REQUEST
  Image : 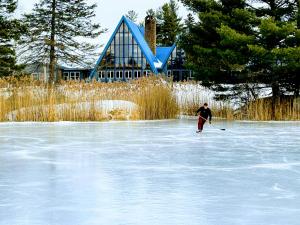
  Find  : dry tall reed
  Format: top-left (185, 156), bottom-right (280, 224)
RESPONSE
top-left (239, 97), bottom-right (300, 121)
top-left (0, 76), bottom-right (299, 121)
top-left (174, 82), bottom-right (235, 119)
top-left (0, 76), bottom-right (179, 121)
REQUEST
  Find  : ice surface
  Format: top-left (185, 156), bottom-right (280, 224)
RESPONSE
top-left (0, 120), bottom-right (300, 225)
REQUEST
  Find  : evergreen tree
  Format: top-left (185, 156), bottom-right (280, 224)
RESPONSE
top-left (179, 0), bottom-right (256, 84)
top-left (180, 0), bottom-right (299, 118)
top-left (139, 9), bottom-right (156, 27)
top-left (247, 0), bottom-right (300, 117)
top-left (298, 0), bottom-right (300, 33)
top-left (19, 0), bottom-right (104, 83)
top-left (126, 10), bottom-right (138, 22)
top-left (0, 0), bottom-right (26, 77)
top-left (156, 0), bottom-right (182, 46)
top-left (146, 9), bottom-right (156, 17)
top-left (296, 0), bottom-right (300, 97)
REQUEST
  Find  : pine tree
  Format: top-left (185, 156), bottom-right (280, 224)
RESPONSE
top-left (179, 0), bottom-right (256, 84)
top-left (296, 0), bottom-right (300, 97)
top-left (247, 0), bottom-right (300, 117)
top-left (0, 0), bottom-right (26, 77)
top-left (146, 9), bottom-right (156, 17)
top-left (180, 0), bottom-right (299, 118)
top-left (126, 10), bottom-right (138, 22)
top-left (156, 0), bottom-right (182, 46)
top-left (19, 0), bottom-right (104, 83)
top-left (140, 9), bottom-right (156, 27)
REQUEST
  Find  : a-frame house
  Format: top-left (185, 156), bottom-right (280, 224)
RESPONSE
top-left (89, 16), bottom-right (191, 81)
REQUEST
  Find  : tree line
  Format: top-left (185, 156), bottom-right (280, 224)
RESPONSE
top-left (0, 0), bottom-right (104, 83)
top-left (179, 0), bottom-right (299, 106)
top-left (1, 0), bottom-right (184, 82)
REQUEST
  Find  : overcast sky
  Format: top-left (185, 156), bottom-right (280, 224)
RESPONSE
top-left (17, 0), bottom-right (189, 50)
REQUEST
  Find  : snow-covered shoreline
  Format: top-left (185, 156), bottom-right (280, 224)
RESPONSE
top-left (0, 118), bottom-right (299, 125)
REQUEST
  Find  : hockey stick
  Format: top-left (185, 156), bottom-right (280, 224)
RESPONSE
top-left (198, 115), bottom-right (226, 131)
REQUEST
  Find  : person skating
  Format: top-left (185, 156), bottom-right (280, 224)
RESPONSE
top-left (196, 103), bottom-right (212, 133)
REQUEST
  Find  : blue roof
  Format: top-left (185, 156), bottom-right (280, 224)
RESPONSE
top-left (138, 26), bottom-right (145, 36)
top-left (90, 16), bottom-right (176, 79)
top-left (156, 45), bottom-right (176, 69)
top-left (125, 17), bottom-right (161, 72)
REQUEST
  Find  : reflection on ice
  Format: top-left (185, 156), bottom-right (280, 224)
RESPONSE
top-left (0, 120), bottom-right (300, 225)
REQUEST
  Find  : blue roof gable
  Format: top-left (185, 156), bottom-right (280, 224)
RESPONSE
top-left (138, 26), bottom-right (145, 36)
top-left (156, 44), bottom-right (176, 69)
top-left (124, 17), bottom-right (161, 72)
top-left (90, 16), bottom-right (166, 79)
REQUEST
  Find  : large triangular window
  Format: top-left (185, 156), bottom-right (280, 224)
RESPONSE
top-left (96, 21), bottom-right (151, 79)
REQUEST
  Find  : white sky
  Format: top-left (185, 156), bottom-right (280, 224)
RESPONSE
top-left (17, 0), bottom-right (189, 51)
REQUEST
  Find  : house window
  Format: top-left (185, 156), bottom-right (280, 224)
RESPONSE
top-left (143, 70), bottom-right (151, 77)
top-left (63, 72), bottom-right (69, 80)
top-left (69, 72), bottom-right (80, 80)
top-left (134, 71), bottom-right (140, 78)
top-left (116, 71), bottom-right (123, 79)
top-left (76, 72), bottom-right (80, 80)
top-left (99, 71), bottom-right (105, 79)
top-left (125, 71), bottom-right (132, 79)
top-left (32, 73), bottom-right (40, 80)
top-left (107, 71), bottom-right (114, 79)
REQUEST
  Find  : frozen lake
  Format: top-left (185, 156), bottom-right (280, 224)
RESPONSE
top-left (0, 120), bottom-right (300, 225)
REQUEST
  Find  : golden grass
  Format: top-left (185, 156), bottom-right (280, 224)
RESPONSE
top-left (136, 85), bottom-right (179, 120)
top-left (0, 76), bottom-right (179, 122)
top-left (0, 76), bottom-right (299, 122)
top-left (238, 97), bottom-right (300, 121)
top-left (176, 82), bottom-right (235, 119)
top-left (181, 94), bottom-right (300, 121)
top-left (180, 97), bottom-right (235, 119)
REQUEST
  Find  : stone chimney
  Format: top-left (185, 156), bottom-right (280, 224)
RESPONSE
top-left (145, 15), bottom-right (156, 55)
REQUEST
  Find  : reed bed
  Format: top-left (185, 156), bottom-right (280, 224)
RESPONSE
top-left (0, 76), bottom-right (178, 122)
top-left (136, 84), bottom-right (179, 120)
top-left (175, 81), bottom-right (300, 120)
top-left (0, 76), bottom-right (299, 121)
top-left (239, 97), bottom-right (300, 121)
top-left (174, 82), bottom-right (235, 119)
top-left (180, 91), bottom-right (300, 121)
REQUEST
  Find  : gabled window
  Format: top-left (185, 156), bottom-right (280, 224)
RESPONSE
top-left (96, 21), bottom-right (149, 73)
